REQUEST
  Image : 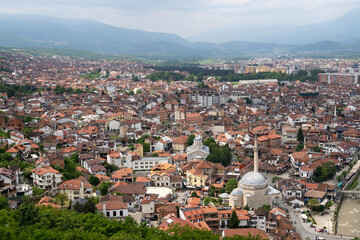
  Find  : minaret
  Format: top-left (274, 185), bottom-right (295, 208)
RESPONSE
top-left (334, 105), bottom-right (337, 117)
top-left (254, 135), bottom-right (259, 172)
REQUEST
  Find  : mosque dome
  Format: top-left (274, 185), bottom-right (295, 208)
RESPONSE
top-left (230, 187), bottom-right (243, 196)
top-left (240, 171), bottom-right (267, 186)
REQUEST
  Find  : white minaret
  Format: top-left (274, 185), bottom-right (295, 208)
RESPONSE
top-left (254, 135), bottom-right (259, 172)
top-left (334, 105), bottom-right (337, 117)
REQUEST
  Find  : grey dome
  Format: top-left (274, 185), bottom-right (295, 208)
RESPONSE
top-left (230, 187), bottom-right (243, 196)
top-left (240, 172), bottom-right (267, 186)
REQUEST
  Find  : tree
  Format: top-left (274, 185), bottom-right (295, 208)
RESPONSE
top-left (190, 192), bottom-right (199, 198)
top-left (297, 127), bottom-right (304, 142)
top-left (313, 162), bottom-right (337, 183)
top-left (296, 142), bottom-right (304, 151)
top-left (307, 198), bottom-right (321, 211)
top-left (203, 137), bottom-right (216, 146)
top-left (261, 204), bottom-right (270, 213)
top-left (209, 185), bottom-right (216, 197)
top-left (187, 134), bottom-right (195, 146)
top-left (6, 88), bottom-right (15, 98)
top-left (143, 143), bottom-right (150, 152)
top-left (244, 97), bottom-right (252, 105)
top-left (63, 156), bottom-right (81, 181)
top-left (55, 193), bottom-right (68, 206)
top-left (229, 210), bottom-right (239, 229)
top-left (73, 201), bottom-right (84, 213)
top-left (225, 178), bottom-right (238, 193)
top-left (32, 186), bottom-right (46, 196)
top-left (89, 175), bottom-right (100, 186)
top-left (83, 200), bottom-right (97, 214)
top-left (206, 143), bottom-right (232, 167)
top-left (98, 181), bottom-right (111, 196)
top-left (309, 69), bottom-right (325, 82)
top-left (311, 106), bottom-right (315, 114)
top-left (136, 89), bottom-right (142, 95)
top-left (17, 203), bottom-right (39, 226)
top-left (23, 115), bottom-right (33, 122)
top-left (203, 196), bottom-right (210, 205)
top-left (272, 176), bottom-right (282, 184)
top-left (0, 195), bottom-right (9, 210)
top-left (313, 146), bottom-right (321, 152)
top-left (176, 205), bottom-right (180, 217)
top-left (132, 74), bottom-right (139, 82)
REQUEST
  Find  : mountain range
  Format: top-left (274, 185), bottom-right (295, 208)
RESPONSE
top-left (0, 8), bottom-right (360, 58)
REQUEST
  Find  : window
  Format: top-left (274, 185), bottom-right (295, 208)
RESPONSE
top-left (113, 211), bottom-right (116, 216)
top-left (107, 212), bottom-right (110, 217)
top-left (120, 211), bottom-right (123, 216)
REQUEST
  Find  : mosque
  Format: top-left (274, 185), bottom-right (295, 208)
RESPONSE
top-left (229, 136), bottom-right (281, 209)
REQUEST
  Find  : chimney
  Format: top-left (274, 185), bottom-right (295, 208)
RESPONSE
top-left (103, 202), bottom-right (106, 216)
top-left (80, 180), bottom-right (84, 199)
top-left (254, 135), bottom-right (259, 172)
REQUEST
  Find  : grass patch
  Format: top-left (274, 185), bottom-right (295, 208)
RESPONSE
top-left (348, 180), bottom-right (359, 190)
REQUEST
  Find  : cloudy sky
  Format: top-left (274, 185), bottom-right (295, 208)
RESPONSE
top-left (0, 0), bottom-right (359, 37)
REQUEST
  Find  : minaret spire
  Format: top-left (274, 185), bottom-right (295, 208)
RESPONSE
top-left (254, 134), bottom-right (259, 172)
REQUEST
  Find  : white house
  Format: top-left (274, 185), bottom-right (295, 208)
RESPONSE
top-left (97, 201), bottom-right (129, 219)
top-left (31, 166), bottom-right (62, 190)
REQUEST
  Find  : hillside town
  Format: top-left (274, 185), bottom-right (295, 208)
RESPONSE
top-left (0, 51), bottom-right (360, 240)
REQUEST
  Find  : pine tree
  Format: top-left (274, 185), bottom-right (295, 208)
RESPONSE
top-left (229, 210), bottom-right (239, 229)
top-left (297, 127), bottom-right (304, 142)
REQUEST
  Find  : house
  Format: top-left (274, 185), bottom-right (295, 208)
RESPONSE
top-left (185, 160), bottom-right (225, 188)
top-left (157, 204), bottom-right (179, 220)
top-left (286, 197), bottom-right (305, 208)
top-left (6, 139), bottom-right (39, 157)
top-left (31, 166), bottom-right (62, 190)
top-left (135, 176), bottom-right (151, 186)
top-left (222, 228), bottom-right (269, 239)
top-left (107, 151), bottom-right (122, 166)
top-left (151, 172), bottom-right (171, 187)
top-left (8, 118), bottom-right (24, 130)
top-left (141, 194), bottom-right (158, 218)
top-left (101, 194), bottom-right (135, 209)
top-left (303, 190), bottom-right (326, 203)
top-left (96, 200), bottom-right (128, 219)
top-left (111, 168), bottom-right (133, 182)
top-left (250, 209), bottom-right (267, 231)
top-left (109, 182), bottom-right (147, 202)
top-left (58, 178), bottom-right (93, 201)
top-left (48, 154), bottom-right (65, 169)
top-left (172, 135), bottom-right (188, 152)
top-left (159, 213), bottom-right (203, 231)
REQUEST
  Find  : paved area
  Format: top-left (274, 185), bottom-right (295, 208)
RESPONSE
top-left (174, 190), bottom-right (188, 205)
top-left (129, 211), bottom-right (142, 223)
top-left (284, 204), bottom-right (351, 240)
top-left (146, 186), bottom-right (173, 198)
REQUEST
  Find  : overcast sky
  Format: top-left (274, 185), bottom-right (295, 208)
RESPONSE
top-left (0, 0), bottom-right (360, 37)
